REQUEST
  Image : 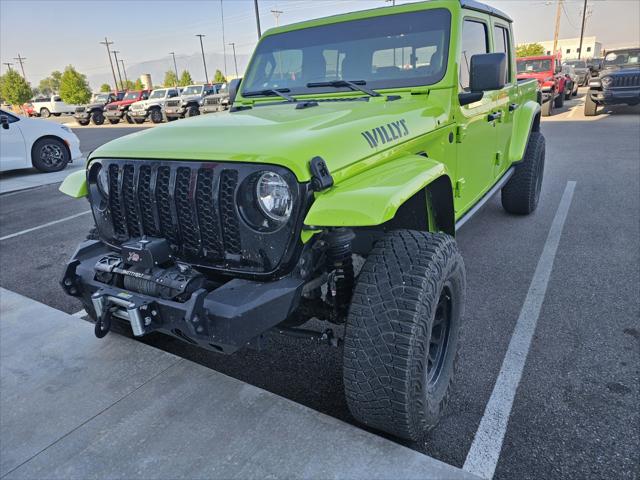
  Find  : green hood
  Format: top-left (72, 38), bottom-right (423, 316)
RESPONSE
top-left (90, 91), bottom-right (451, 182)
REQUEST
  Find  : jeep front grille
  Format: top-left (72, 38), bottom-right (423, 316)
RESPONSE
top-left (166, 100), bottom-right (181, 108)
top-left (610, 74), bottom-right (640, 88)
top-left (94, 159), bottom-right (306, 275)
top-left (205, 97), bottom-right (221, 105)
top-left (106, 104), bottom-right (118, 111)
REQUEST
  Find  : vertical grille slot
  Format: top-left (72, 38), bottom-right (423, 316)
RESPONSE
top-left (108, 164), bottom-right (126, 236)
top-left (138, 166), bottom-right (159, 236)
top-left (175, 167), bottom-right (200, 255)
top-left (219, 170), bottom-right (241, 255)
top-left (196, 168), bottom-right (223, 259)
top-left (155, 166), bottom-right (179, 246)
top-left (122, 165), bottom-right (141, 237)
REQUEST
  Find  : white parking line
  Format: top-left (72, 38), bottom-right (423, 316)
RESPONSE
top-left (463, 181), bottom-right (576, 479)
top-left (0, 210), bottom-right (91, 241)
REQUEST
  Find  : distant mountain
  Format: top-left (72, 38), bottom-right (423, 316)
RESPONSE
top-left (87, 51), bottom-right (250, 88)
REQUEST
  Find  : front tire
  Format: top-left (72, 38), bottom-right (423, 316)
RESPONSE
top-left (31, 137), bottom-right (70, 172)
top-left (92, 111), bottom-right (105, 125)
top-left (149, 108), bottom-right (163, 124)
top-left (501, 131), bottom-right (545, 215)
top-left (185, 105), bottom-right (199, 118)
top-left (554, 91), bottom-right (564, 108)
top-left (343, 230), bottom-right (466, 443)
top-left (108, 118), bottom-right (120, 125)
top-left (133, 118), bottom-right (145, 124)
top-left (125, 114), bottom-right (134, 124)
top-left (584, 91), bottom-right (599, 116)
top-left (541, 99), bottom-right (554, 116)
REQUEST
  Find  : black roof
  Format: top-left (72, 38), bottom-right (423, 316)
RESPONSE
top-left (460, 0), bottom-right (513, 22)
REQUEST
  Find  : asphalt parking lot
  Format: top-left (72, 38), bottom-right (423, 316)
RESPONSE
top-left (0, 90), bottom-right (638, 479)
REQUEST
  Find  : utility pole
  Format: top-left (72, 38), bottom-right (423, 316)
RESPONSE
top-left (577, 0), bottom-right (588, 59)
top-left (13, 54), bottom-right (27, 80)
top-left (552, 0), bottom-right (563, 56)
top-left (254, 0), bottom-right (262, 38)
top-left (220, 0), bottom-right (228, 79)
top-left (195, 34), bottom-right (209, 83)
top-left (385, 0), bottom-right (396, 6)
top-left (3, 62), bottom-right (13, 72)
top-left (112, 50), bottom-right (124, 89)
top-left (229, 43), bottom-right (239, 78)
top-left (271, 9), bottom-right (283, 27)
top-left (119, 59), bottom-right (128, 85)
top-left (100, 37), bottom-right (119, 92)
top-left (169, 52), bottom-right (179, 86)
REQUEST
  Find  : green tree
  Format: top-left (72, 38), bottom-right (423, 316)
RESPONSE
top-left (59, 65), bottom-right (91, 104)
top-left (133, 78), bottom-right (144, 90)
top-left (163, 70), bottom-right (178, 87)
top-left (213, 69), bottom-right (227, 83)
top-left (38, 70), bottom-right (62, 95)
top-left (178, 70), bottom-right (193, 87)
top-left (516, 43), bottom-right (545, 58)
top-left (0, 69), bottom-right (33, 105)
top-left (100, 83), bottom-right (111, 92)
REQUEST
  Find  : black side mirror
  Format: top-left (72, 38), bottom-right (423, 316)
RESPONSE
top-left (0, 115), bottom-right (9, 130)
top-left (470, 53), bottom-right (507, 92)
top-left (228, 78), bottom-right (242, 105)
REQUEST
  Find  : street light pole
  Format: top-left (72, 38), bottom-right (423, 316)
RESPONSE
top-left (169, 52), bottom-right (179, 87)
top-left (254, 0), bottom-right (262, 38)
top-left (112, 50), bottom-right (124, 89)
top-left (229, 42), bottom-right (239, 78)
top-left (220, 0), bottom-right (228, 78)
top-left (100, 37), bottom-right (119, 92)
top-left (119, 59), bottom-right (128, 85)
top-left (13, 54), bottom-right (27, 80)
top-left (195, 34), bottom-right (209, 83)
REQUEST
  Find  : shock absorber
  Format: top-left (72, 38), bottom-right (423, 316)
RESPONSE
top-left (326, 228), bottom-right (355, 317)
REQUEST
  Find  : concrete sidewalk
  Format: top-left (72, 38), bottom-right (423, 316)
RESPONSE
top-left (0, 288), bottom-right (476, 480)
top-left (0, 161), bottom-right (84, 195)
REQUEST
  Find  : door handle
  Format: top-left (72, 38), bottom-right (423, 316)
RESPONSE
top-left (509, 103), bottom-right (519, 112)
top-left (488, 111), bottom-right (503, 122)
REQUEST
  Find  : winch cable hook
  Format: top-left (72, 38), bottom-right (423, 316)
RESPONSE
top-left (94, 304), bottom-right (115, 338)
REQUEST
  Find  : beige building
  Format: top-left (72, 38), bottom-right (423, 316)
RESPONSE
top-left (538, 36), bottom-right (602, 60)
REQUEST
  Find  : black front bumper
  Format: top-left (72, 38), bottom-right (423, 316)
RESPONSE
top-left (61, 240), bottom-right (304, 354)
top-left (104, 109), bottom-right (125, 120)
top-left (591, 88), bottom-right (640, 105)
top-left (74, 112), bottom-right (91, 121)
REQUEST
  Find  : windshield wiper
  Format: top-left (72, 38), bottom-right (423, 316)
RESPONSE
top-left (243, 88), bottom-right (295, 102)
top-left (306, 80), bottom-right (381, 97)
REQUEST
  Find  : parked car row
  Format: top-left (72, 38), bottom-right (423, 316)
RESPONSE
top-left (71, 84), bottom-right (230, 126)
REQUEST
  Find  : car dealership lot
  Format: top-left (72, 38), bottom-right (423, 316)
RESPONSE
top-left (0, 91), bottom-right (638, 479)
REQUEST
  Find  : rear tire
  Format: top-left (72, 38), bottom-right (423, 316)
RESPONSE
top-left (31, 137), bottom-right (70, 172)
top-left (501, 131), bottom-right (545, 215)
top-left (343, 230), bottom-right (466, 443)
top-left (40, 108), bottom-right (50, 118)
top-left (584, 91), bottom-right (598, 116)
top-left (554, 92), bottom-right (564, 108)
top-left (53, 113), bottom-right (62, 117)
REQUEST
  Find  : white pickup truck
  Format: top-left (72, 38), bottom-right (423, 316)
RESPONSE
top-left (31, 95), bottom-right (78, 118)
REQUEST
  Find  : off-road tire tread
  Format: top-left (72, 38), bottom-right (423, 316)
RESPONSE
top-left (501, 131), bottom-right (545, 215)
top-left (343, 230), bottom-right (465, 443)
top-left (584, 91), bottom-right (598, 116)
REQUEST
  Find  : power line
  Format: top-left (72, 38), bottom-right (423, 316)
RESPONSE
top-left (100, 37), bottom-right (119, 92)
top-left (13, 54), bottom-right (27, 81)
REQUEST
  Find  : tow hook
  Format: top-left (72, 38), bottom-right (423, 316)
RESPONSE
top-left (94, 305), bottom-right (115, 338)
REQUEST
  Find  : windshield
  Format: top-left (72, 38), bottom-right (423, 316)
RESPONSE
top-left (517, 59), bottom-right (552, 73)
top-left (94, 94), bottom-right (110, 103)
top-left (182, 86), bottom-right (203, 95)
top-left (241, 9), bottom-right (451, 97)
top-left (149, 90), bottom-right (166, 99)
top-left (123, 92), bottom-right (139, 100)
top-left (604, 49), bottom-right (640, 67)
top-left (566, 60), bottom-right (586, 68)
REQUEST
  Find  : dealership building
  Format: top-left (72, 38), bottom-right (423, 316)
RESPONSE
top-left (536, 36), bottom-right (603, 60)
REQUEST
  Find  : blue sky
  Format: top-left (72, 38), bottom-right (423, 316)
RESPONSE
top-left (1, 0), bottom-right (638, 85)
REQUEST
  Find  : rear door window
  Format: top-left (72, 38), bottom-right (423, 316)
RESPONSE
top-left (493, 24), bottom-right (512, 83)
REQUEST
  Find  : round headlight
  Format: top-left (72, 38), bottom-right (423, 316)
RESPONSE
top-left (97, 166), bottom-right (110, 196)
top-left (601, 76), bottom-right (613, 87)
top-left (256, 172), bottom-right (292, 222)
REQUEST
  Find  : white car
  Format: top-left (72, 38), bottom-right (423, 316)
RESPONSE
top-left (0, 109), bottom-right (82, 173)
top-left (31, 95), bottom-right (78, 118)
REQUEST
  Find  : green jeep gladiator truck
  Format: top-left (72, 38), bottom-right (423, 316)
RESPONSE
top-left (60, 0), bottom-right (543, 442)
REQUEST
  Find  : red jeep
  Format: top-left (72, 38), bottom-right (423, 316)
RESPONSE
top-left (517, 53), bottom-right (567, 116)
top-left (103, 90), bottom-right (150, 124)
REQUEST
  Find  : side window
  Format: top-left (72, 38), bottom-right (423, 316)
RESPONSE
top-left (460, 19), bottom-right (488, 90)
top-left (53, 96), bottom-right (62, 102)
top-left (493, 25), bottom-right (512, 83)
top-left (141, 92), bottom-right (149, 100)
top-left (1, 110), bottom-right (20, 123)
